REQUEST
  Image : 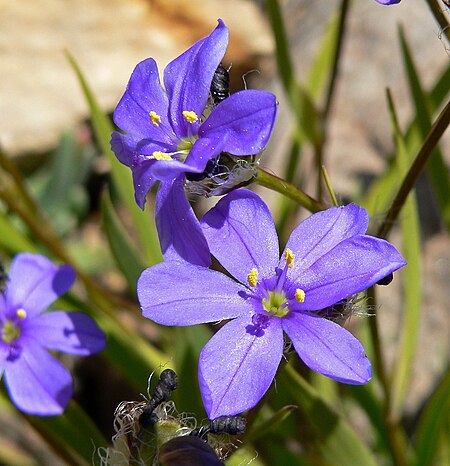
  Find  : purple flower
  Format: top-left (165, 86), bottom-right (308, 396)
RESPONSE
top-left (0, 253), bottom-right (106, 416)
top-left (374, 0), bottom-right (401, 4)
top-left (138, 190), bottom-right (406, 419)
top-left (111, 19), bottom-right (277, 266)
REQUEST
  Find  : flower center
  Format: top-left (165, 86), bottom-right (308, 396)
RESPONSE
top-left (150, 136), bottom-right (197, 164)
top-left (1, 309), bottom-right (27, 344)
top-left (262, 290), bottom-right (289, 318)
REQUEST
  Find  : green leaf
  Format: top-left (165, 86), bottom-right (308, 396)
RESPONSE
top-left (101, 192), bottom-right (146, 293)
top-left (414, 368), bottom-right (450, 466)
top-left (281, 365), bottom-right (378, 466)
top-left (399, 27), bottom-right (450, 231)
top-left (0, 213), bottom-right (36, 254)
top-left (306, 11), bottom-right (339, 101)
top-left (383, 91), bottom-right (422, 420)
top-left (246, 405), bottom-right (298, 443)
top-left (31, 132), bottom-right (92, 235)
top-left (362, 59), bottom-right (450, 217)
top-left (27, 401), bottom-right (107, 466)
top-left (63, 291), bottom-right (168, 390)
top-left (172, 326), bottom-right (211, 418)
top-left (66, 52), bottom-right (162, 265)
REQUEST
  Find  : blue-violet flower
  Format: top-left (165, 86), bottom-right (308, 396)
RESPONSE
top-left (111, 19), bottom-right (277, 266)
top-left (374, 0), bottom-right (401, 4)
top-left (138, 190), bottom-right (406, 419)
top-left (0, 253), bottom-right (106, 415)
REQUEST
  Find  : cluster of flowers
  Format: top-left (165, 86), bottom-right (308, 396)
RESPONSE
top-left (112, 19), bottom-right (406, 420)
top-left (1, 4), bottom-right (404, 418)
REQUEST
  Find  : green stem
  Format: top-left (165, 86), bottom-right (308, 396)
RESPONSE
top-left (0, 187), bottom-right (136, 313)
top-left (0, 150), bottom-right (39, 216)
top-left (377, 98), bottom-right (450, 239)
top-left (367, 286), bottom-right (409, 466)
top-left (315, 0), bottom-right (351, 198)
top-left (255, 167), bottom-right (327, 213)
top-left (322, 0), bottom-right (351, 121)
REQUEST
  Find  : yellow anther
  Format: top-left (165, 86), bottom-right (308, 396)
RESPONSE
top-left (182, 110), bottom-right (199, 124)
top-left (16, 309), bottom-right (27, 319)
top-left (152, 151), bottom-right (173, 161)
top-left (247, 268), bottom-right (258, 287)
top-left (295, 288), bottom-right (306, 303)
top-left (285, 248), bottom-right (295, 268)
top-left (149, 111), bottom-right (161, 126)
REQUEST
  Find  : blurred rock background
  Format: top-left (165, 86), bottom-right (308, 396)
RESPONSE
top-left (0, 0), bottom-right (449, 462)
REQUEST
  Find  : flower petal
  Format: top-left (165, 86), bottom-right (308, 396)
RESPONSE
top-left (138, 261), bottom-right (251, 325)
top-left (0, 293), bottom-right (6, 316)
top-left (374, 0), bottom-right (401, 4)
top-left (289, 235), bottom-right (406, 311)
top-left (4, 339), bottom-right (73, 415)
top-left (282, 312), bottom-right (371, 384)
top-left (25, 312), bottom-right (106, 355)
top-left (113, 58), bottom-right (174, 143)
top-left (164, 19), bottom-right (228, 139)
top-left (111, 132), bottom-right (160, 208)
top-left (155, 177), bottom-right (211, 266)
top-left (284, 204), bottom-right (369, 277)
top-left (199, 90), bottom-right (277, 155)
top-left (184, 137), bottom-right (225, 173)
top-left (151, 159), bottom-right (202, 181)
top-left (201, 189), bottom-right (279, 284)
top-left (199, 314), bottom-right (283, 419)
top-left (0, 342), bottom-right (9, 377)
top-left (6, 254), bottom-right (75, 317)
top-left (131, 162), bottom-right (157, 209)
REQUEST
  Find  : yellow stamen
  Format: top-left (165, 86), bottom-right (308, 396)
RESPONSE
top-left (182, 110), bottom-right (199, 124)
top-left (153, 151), bottom-right (173, 161)
top-left (285, 248), bottom-right (295, 268)
top-left (16, 309), bottom-right (27, 319)
top-left (247, 268), bottom-right (258, 287)
top-left (295, 288), bottom-right (306, 303)
top-left (149, 111), bottom-right (161, 126)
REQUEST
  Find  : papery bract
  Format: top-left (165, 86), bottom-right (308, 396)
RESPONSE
top-left (138, 190), bottom-right (406, 419)
top-left (0, 253), bottom-right (106, 415)
top-left (111, 19), bottom-right (277, 266)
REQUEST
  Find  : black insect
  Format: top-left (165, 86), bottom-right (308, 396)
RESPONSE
top-left (139, 368), bottom-right (178, 428)
top-left (376, 273), bottom-right (394, 286)
top-left (190, 415), bottom-right (246, 440)
top-left (210, 64), bottom-right (230, 105)
top-left (185, 157), bottom-right (220, 182)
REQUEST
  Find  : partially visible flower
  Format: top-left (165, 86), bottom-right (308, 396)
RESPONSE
top-left (0, 253), bottom-right (106, 415)
top-left (374, 0), bottom-right (401, 4)
top-left (138, 190), bottom-right (406, 419)
top-left (111, 19), bottom-right (277, 266)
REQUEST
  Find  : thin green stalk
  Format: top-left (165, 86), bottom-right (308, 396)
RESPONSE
top-left (255, 167), bottom-right (327, 213)
top-left (265, 0), bottom-right (295, 96)
top-left (321, 165), bottom-right (339, 206)
top-left (377, 98), bottom-right (450, 239)
top-left (315, 0), bottom-right (351, 198)
top-left (367, 287), bottom-right (409, 466)
top-left (0, 150), bottom-right (39, 216)
top-left (322, 0), bottom-right (351, 121)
